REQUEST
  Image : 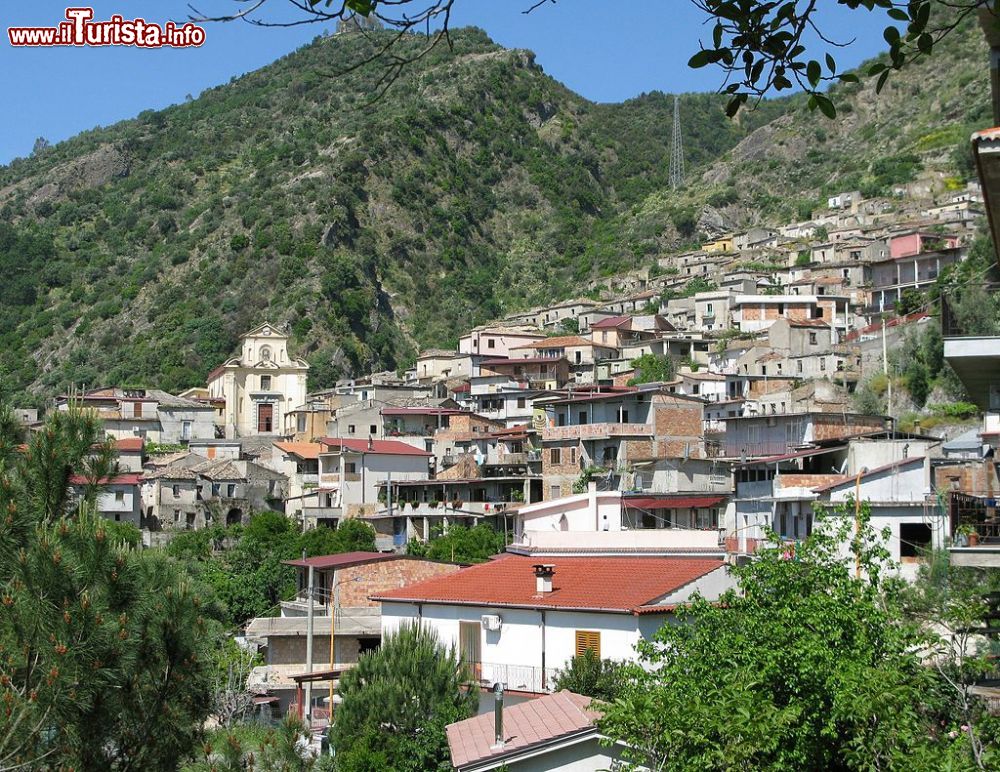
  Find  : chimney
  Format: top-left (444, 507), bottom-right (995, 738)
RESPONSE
top-left (533, 563), bottom-right (555, 594)
top-left (491, 682), bottom-right (505, 749)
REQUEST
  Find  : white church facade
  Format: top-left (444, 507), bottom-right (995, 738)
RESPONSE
top-left (207, 322), bottom-right (309, 438)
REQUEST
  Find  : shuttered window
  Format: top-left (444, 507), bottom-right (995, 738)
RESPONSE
top-left (575, 630), bottom-right (601, 658)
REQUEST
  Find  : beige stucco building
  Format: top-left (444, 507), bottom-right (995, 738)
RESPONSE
top-left (207, 323), bottom-right (309, 438)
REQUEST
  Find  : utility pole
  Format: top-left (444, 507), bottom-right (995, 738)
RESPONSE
top-left (669, 95), bottom-right (685, 190)
top-left (305, 551), bottom-right (315, 727)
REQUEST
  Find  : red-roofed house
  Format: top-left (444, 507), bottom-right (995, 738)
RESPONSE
top-left (310, 437), bottom-right (433, 524)
top-left (271, 441), bottom-right (322, 516)
top-left (69, 473), bottom-right (143, 527)
top-left (446, 690), bottom-right (629, 772)
top-left (375, 554), bottom-right (732, 693)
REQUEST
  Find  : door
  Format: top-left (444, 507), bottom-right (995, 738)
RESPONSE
top-left (459, 621), bottom-right (482, 681)
top-left (257, 402), bottom-right (273, 433)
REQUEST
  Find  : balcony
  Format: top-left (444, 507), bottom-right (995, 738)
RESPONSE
top-left (383, 501), bottom-right (512, 518)
top-left (302, 506), bottom-right (342, 520)
top-left (249, 606), bottom-right (381, 637)
top-left (469, 661), bottom-right (558, 694)
top-left (941, 286), bottom-right (1000, 411)
top-left (948, 492), bottom-right (1000, 568)
top-left (543, 423), bottom-right (652, 441)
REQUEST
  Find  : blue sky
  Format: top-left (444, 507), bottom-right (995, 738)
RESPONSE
top-left (1, 1), bottom-right (891, 164)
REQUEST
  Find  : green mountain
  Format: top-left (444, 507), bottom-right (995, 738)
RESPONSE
top-left (0, 17), bottom-right (986, 404)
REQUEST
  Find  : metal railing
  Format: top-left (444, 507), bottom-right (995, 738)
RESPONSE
top-left (468, 661), bottom-right (559, 694)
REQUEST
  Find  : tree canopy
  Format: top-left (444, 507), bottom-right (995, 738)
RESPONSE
top-left (599, 502), bottom-right (1000, 770)
top-left (331, 622), bottom-right (476, 771)
top-left (0, 405), bottom-right (217, 769)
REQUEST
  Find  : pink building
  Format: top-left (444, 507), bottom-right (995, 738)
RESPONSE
top-left (888, 231), bottom-right (960, 259)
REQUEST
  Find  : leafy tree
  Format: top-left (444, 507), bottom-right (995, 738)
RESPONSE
top-left (599, 502), bottom-right (991, 770)
top-left (408, 523), bottom-right (506, 563)
top-left (331, 622), bottom-right (476, 771)
top-left (553, 649), bottom-right (628, 702)
top-left (627, 354), bottom-right (676, 386)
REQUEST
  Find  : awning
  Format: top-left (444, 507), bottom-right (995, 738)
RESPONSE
top-left (623, 495), bottom-right (726, 510)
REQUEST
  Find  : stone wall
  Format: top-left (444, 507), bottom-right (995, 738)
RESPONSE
top-left (337, 558), bottom-right (462, 607)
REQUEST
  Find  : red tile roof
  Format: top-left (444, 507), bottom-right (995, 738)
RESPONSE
top-left (69, 473), bottom-right (143, 486)
top-left (373, 554), bottom-right (724, 613)
top-left (510, 336), bottom-right (593, 350)
top-left (480, 357), bottom-right (568, 366)
top-left (590, 314), bottom-right (632, 330)
top-left (274, 441), bottom-right (323, 460)
top-left (381, 407), bottom-right (468, 416)
top-left (318, 438), bottom-right (432, 456)
top-left (447, 691), bottom-right (599, 770)
top-left (113, 437), bottom-right (145, 452)
top-left (284, 551), bottom-right (406, 570)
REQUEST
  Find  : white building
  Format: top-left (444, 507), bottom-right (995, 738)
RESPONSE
top-left (309, 437), bottom-right (433, 523)
top-left (207, 322), bottom-right (309, 439)
top-left (376, 554), bottom-right (733, 694)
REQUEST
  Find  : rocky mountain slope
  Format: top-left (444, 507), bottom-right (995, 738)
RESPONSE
top-left (0, 14), bottom-right (986, 404)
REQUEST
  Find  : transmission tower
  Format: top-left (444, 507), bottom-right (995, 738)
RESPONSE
top-left (669, 95), bottom-right (685, 190)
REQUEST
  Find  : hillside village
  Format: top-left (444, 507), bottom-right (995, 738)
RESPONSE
top-left (7, 5), bottom-right (1000, 770)
top-left (20, 167), bottom-right (1000, 759)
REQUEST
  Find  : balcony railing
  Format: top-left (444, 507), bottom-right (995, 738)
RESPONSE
top-left (467, 661), bottom-right (559, 694)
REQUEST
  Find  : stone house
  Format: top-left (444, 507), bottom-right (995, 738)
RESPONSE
top-left (246, 552), bottom-right (463, 715)
top-left (540, 389), bottom-right (705, 499)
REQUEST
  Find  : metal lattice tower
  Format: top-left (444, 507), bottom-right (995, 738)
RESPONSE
top-left (669, 95), bottom-right (684, 190)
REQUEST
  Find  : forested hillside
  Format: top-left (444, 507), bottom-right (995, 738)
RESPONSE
top-left (0, 13), bottom-right (985, 404)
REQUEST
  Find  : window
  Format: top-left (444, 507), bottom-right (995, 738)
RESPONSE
top-left (181, 420), bottom-right (192, 440)
top-left (369, 424), bottom-right (377, 435)
top-left (115, 491), bottom-right (124, 503)
top-left (348, 425), bottom-right (356, 435)
top-left (777, 303), bottom-right (785, 315)
top-left (345, 462), bottom-right (358, 474)
top-left (172, 484), bottom-right (180, 497)
top-left (550, 448), bottom-right (562, 464)
top-left (570, 448), bottom-right (576, 465)
top-left (134, 402), bottom-right (143, 418)
top-left (487, 339), bottom-right (496, 349)
top-left (776, 363), bottom-right (783, 375)
top-left (578, 411), bottom-right (587, 425)
top-left (297, 414), bottom-right (307, 432)
top-left (257, 403), bottom-right (273, 433)
top-left (212, 483), bottom-right (220, 496)
top-left (260, 375), bottom-right (272, 391)
top-left (796, 360), bottom-right (803, 374)
top-left (517, 397), bottom-right (526, 409)
top-left (550, 485), bottom-right (561, 499)
top-left (173, 509), bottom-right (181, 522)
top-left (808, 332), bottom-right (818, 345)
top-left (227, 484), bottom-right (236, 497)
top-left (575, 630), bottom-right (601, 658)
top-left (620, 410), bottom-right (629, 424)
top-left (820, 358), bottom-right (827, 372)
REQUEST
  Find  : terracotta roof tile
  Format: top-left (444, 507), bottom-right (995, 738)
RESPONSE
top-left (510, 336), bottom-right (594, 349)
top-left (373, 554), bottom-right (724, 613)
top-left (447, 691), bottom-right (599, 769)
top-left (318, 438), bottom-right (432, 456)
top-left (273, 441), bottom-right (323, 460)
